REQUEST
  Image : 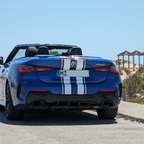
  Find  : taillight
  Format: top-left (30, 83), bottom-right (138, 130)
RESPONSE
top-left (92, 68), bottom-right (109, 72)
top-left (92, 65), bottom-right (119, 74)
top-left (109, 66), bottom-right (119, 74)
top-left (35, 67), bottom-right (53, 72)
top-left (18, 65), bottom-right (53, 74)
top-left (18, 65), bottom-right (35, 73)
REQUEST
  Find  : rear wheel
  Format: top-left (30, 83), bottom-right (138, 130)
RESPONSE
top-left (6, 84), bottom-right (23, 120)
top-left (97, 107), bottom-right (118, 119)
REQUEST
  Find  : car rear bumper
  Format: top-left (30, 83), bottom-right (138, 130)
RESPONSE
top-left (15, 91), bottom-right (120, 110)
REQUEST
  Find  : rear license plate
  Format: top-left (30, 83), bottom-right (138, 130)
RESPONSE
top-left (57, 70), bottom-right (89, 77)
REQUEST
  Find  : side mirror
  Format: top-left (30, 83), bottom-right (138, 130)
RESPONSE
top-left (0, 57), bottom-right (4, 65)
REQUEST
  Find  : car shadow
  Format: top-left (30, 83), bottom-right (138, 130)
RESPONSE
top-left (0, 110), bottom-right (117, 126)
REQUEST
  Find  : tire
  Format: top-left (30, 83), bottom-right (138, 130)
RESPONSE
top-left (97, 107), bottom-right (118, 119)
top-left (6, 84), bottom-right (23, 120)
top-left (0, 105), bottom-right (5, 110)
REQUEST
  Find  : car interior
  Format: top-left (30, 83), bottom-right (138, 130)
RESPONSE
top-left (5, 45), bottom-right (83, 63)
top-left (25, 46), bottom-right (82, 57)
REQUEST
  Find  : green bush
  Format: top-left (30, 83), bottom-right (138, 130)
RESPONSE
top-left (123, 67), bottom-right (144, 98)
top-left (119, 67), bottom-right (130, 75)
top-left (124, 60), bottom-right (128, 63)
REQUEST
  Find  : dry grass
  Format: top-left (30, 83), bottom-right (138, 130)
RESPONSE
top-left (123, 67), bottom-right (144, 98)
top-left (127, 97), bottom-right (144, 104)
top-left (117, 113), bottom-right (144, 123)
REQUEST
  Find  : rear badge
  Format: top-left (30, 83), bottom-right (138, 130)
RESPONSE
top-left (96, 63), bottom-right (106, 66)
top-left (71, 61), bottom-right (77, 68)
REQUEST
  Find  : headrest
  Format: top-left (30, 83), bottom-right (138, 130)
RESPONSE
top-left (37, 46), bottom-right (49, 55)
top-left (68, 48), bottom-right (82, 55)
top-left (25, 46), bottom-right (37, 57)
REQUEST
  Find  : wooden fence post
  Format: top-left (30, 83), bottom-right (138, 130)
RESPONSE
top-left (122, 88), bottom-right (127, 101)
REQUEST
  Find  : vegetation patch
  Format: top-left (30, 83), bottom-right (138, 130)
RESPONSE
top-left (117, 113), bottom-right (144, 124)
top-left (119, 68), bottom-right (123, 75)
top-left (127, 97), bottom-right (144, 104)
top-left (123, 67), bottom-right (144, 98)
top-left (119, 67), bottom-right (131, 75)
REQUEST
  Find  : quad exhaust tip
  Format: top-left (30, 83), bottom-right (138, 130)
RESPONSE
top-left (101, 101), bottom-right (113, 108)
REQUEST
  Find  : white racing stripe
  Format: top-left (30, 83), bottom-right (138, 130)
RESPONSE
top-left (61, 59), bottom-right (64, 95)
top-left (63, 59), bottom-right (71, 69)
top-left (76, 59), bottom-right (84, 95)
top-left (63, 59), bottom-right (71, 95)
top-left (84, 59), bottom-right (87, 95)
top-left (76, 59), bottom-right (83, 70)
top-left (76, 77), bottom-right (83, 84)
top-left (64, 84), bottom-right (71, 95)
top-left (61, 58), bottom-right (87, 95)
top-left (76, 77), bottom-right (84, 95)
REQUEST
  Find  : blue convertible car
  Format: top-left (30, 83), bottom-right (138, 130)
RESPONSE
top-left (0, 44), bottom-right (122, 120)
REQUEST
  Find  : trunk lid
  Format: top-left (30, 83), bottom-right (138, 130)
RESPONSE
top-left (24, 56), bottom-right (113, 84)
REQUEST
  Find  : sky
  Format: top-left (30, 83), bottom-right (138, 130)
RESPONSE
top-left (0, 0), bottom-right (144, 63)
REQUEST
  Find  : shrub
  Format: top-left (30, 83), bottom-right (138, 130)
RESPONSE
top-left (124, 60), bottom-right (128, 63)
top-left (119, 67), bottom-right (131, 75)
top-left (123, 67), bottom-right (144, 98)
